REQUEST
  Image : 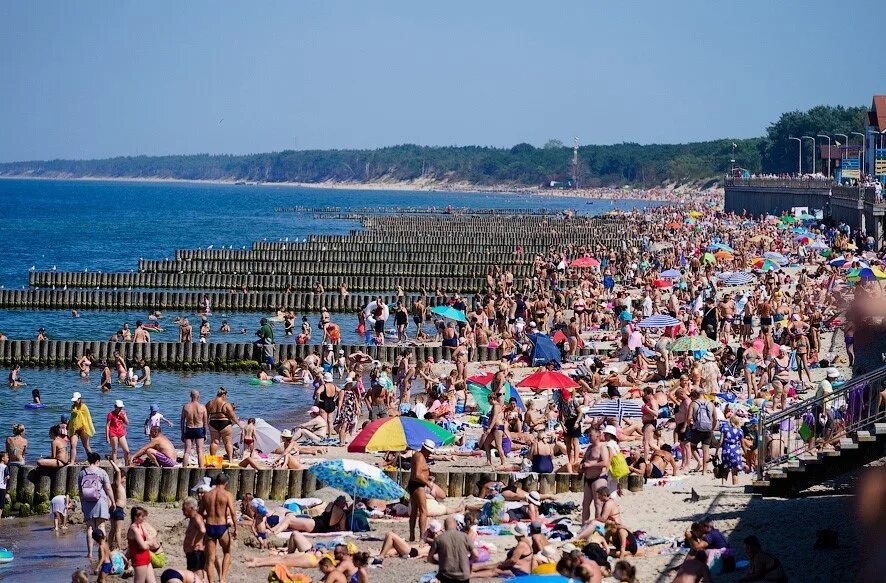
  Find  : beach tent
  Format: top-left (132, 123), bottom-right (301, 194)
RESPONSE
top-left (526, 333), bottom-right (561, 368)
top-left (231, 418), bottom-right (280, 454)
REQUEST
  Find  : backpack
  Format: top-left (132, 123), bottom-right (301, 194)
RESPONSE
top-left (561, 399), bottom-right (579, 422)
top-left (693, 399), bottom-right (713, 432)
top-left (80, 469), bottom-right (104, 502)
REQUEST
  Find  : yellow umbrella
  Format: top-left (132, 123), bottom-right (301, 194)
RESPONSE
top-left (687, 211), bottom-right (703, 218)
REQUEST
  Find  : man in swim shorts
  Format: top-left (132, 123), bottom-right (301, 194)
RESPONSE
top-left (203, 473), bottom-right (237, 583)
top-left (181, 390), bottom-right (208, 468)
top-left (132, 426), bottom-right (178, 468)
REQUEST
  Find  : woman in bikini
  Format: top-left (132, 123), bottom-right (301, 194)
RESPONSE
top-left (206, 387), bottom-right (238, 462)
top-left (128, 506), bottom-right (160, 583)
top-left (37, 425), bottom-right (69, 467)
top-left (77, 349), bottom-right (93, 379)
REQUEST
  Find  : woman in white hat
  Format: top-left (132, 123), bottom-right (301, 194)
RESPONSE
top-left (69, 391), bottom-right (95, 464)
top-left (105, 400), bottom-right (131, 466)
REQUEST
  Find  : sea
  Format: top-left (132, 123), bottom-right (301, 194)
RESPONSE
top-left (0, 178), bottom-right (655, 580)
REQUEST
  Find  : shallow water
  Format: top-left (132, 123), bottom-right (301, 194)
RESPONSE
top-left (0, 309), bottom-right (369, 345)
top-left (0, 516), bottom-right (89, 582)
top-left (4, 369), bottom-right (315, 460)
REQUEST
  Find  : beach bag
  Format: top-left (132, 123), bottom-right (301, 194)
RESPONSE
top-left (79, 469), bottom-right (103, 502)
top-left (149, 551), bottom-right (167, 568)
top-left (609, 451), bottom-right (630, 481)
top-left (797, 422), bottom-right (813, 442)
top-left (693, 400), bottom-right (714, 432)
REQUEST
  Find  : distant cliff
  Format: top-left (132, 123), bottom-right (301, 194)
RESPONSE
top-left (0, 140), bottom-right (761, 188)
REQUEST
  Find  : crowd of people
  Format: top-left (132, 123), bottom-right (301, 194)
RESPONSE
top-left (7, 201), bottom-right (882, 582)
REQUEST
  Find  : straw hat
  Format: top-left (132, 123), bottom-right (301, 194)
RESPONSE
top-left (421, 439), bottom-right (436, 453)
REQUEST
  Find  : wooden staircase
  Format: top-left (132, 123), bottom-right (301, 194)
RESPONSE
top-left (752, 422), bottom-right (886, 497)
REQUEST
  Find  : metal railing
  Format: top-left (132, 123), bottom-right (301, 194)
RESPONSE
top-left (755, 365), bottom-right (886, 480)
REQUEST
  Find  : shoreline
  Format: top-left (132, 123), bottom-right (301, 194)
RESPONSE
top-left (0, 173), bottom-right (714, 203)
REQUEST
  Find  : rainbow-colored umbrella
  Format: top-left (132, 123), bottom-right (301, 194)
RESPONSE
top-left (347, 417), bottom-right (455, 453)
top-left (751, 257), bottom-right (780, 272)
top-left (467, 379), bottom-right (525, 414)
top-left (847, 267), bottom-right (886, 282)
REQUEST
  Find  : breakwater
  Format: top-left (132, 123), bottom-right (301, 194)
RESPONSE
top-left (3, 464), bottom-right (642, 516)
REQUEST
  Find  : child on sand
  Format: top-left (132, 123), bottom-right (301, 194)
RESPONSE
top-left (50, 493), bottom-right (72, 531)
top-left (243, 418), bottom-right (257, 459)
top-left (252, 506), bottom-right (269, 549)
top-left (94, 529), bottom-right (112, 582)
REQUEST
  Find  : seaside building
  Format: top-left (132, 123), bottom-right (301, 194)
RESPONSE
top-left (864, 95), bottom-right (886, 183)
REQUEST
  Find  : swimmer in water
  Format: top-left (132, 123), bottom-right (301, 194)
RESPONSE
top-left (31, 388), bottom-right (41, 405)
top-left (71, 310), bottom-right (80, 318)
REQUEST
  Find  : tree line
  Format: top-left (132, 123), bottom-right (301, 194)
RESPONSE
top-left (0, 105), bottom-right (867, 187)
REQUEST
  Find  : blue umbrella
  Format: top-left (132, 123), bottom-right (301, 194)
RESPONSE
top-left (660, 268), bottom-right (682, 279)
top-left (707, 243), bottom-right (734, 253)
top-left (430, 304), bottom-right (468, 323)
top-left (637, 314), bottom-right (680, 328)
top-left (309, 459), bottom-right (406, 501)
top-left (718, 271), bottom-right (755, 286)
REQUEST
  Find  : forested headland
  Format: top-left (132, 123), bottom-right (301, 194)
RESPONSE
top-left (0, 105), bottom-right (867, 187)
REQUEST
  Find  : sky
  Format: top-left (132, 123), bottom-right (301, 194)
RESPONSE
top-left (1, 1), bottom-right (885, 161)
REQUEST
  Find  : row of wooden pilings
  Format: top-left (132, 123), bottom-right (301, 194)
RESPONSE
top-left (3, 464), bottom-right (639, 516)
top-left (173, 249), bottom-right (540, 263)
top-left (29, 272), bottom-right (494, 292)
top-left (0, 339), bottom-right (610, 369)
top-left (0, 289), bottom-right (416, 311)
top-left (137, 259), bottom-right (537, 277)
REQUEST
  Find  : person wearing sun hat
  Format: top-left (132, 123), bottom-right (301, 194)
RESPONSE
top-left (472, 522), bottom-right (534, 578)
top-left (407, 438), bottom-right (435, 543)
top-left (106, 399), bottom-right (131, 466)
top-left (68, 391), bottom-right (95, 464)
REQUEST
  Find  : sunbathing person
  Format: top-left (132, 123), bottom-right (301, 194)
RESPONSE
top-left (629, 444), bottom-right (678, 479)
top-left (270, 496), bottom-right (350, 535)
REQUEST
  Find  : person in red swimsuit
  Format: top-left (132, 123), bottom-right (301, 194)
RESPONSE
top-left (105, 400), bottom-right (130, 466)
top-left (128, 506), bottom-right (160, 583)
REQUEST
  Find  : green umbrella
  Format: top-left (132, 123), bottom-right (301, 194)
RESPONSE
top-left (668, 335), bottom-right (723, 353)
top-left (780, 215), bottom-right (797, 224)
top-left (467, 380), bottom-right (524, 415)
top-left (702, 252), bottom-right (716, 264)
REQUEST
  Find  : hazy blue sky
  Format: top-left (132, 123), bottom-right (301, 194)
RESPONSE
top-left (1, 1), bottom-right (884, 161)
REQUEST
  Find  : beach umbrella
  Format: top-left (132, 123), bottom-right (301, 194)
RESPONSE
top-left (780, 215), bottom-right (797, 224)
top-left (551, 329), bottom-right (584, 349)
top-left (776, 223), bottom-right (790, 230)
top-left (847, 267), bottom-right (886, 281)
top-left (618, 310), bottom-right (633, 322)
top-left (585, 399), bottom-right (643, 420)
top-left (637, 314), bottom-right (680, 328)
top-left (517, 370), bottom-right (579, 392)
top-left (702, 252), bottom-right (716, 265)
top-left (685, 217), bottom-right (697, 225)
top-left (309, 459), bottom-right (405, 501)
top-left (687, 211), bottom-right (703, 218)
top-left (718, 271), bottom-right (755, 286)
top-left (660, 268), bottom-right (681, 279)
top-left (466, 372), bottom-right (495, 386)
top-left (714, 250), bottom-right (734, 262)
top-left (666, 222), bottom-right (681, 229)
top-left (467, 380), bottom-right (525, 414)
top-left (430, 304), bottom-right (467, 323)
top-left (795, 235), bottom-right (812, 245)
top-left (792, 227), bottom-right (809, 234)
top-left (763, 251), bottom-right (788, 264)
top-left (231, 418), bottom-right (280, 455)
top-left (652, 279), bottom-right (672, 288)
top-left (347, 417), bottom-right (456, 453)
top-left (570, 256), bottom-right (600, 268)
top-left (668, 335), bottom-right (723, 352)
top-left (798, 212), bottom-right (816, 220)
top-left (707, 243), bottom-right (734, 253)
top-left (751, 258), bottom-right (780, 272)
top-left (808, 241), bottom-right (829, 250)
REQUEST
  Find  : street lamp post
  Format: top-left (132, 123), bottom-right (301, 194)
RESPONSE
top-left (802, 136), bottom-right (816, 174)
top-left (817, 134), bottom-right (832, 178)
top-left (834, 133), bottom-right (849, 182)
top-left (788, 137), bottom-right (802, 175)
top-left (851, 132), bottom-right (866, 176)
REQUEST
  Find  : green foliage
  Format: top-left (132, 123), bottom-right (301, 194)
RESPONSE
top-left (0, 104), bottom-right (865, 185)
top-left (761, 105), bottom-right (867, 173)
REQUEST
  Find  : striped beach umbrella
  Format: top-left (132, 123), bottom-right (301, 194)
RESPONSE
top-left (586, 399), bottom-right (643, 420)
top-left (718, 271), bottom-right (755, 286)
top-left (637, 314), bottom-right (680, 328)
top-left (347, 417), bottom-right (456, 453)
